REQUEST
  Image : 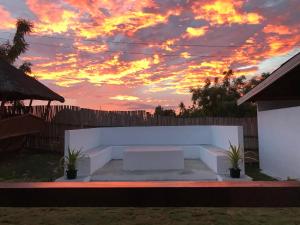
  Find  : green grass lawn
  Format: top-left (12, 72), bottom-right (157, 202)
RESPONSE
top-left (0, 149), bottom-right (274, 181)
top-left (0, 207), bottom-right (300, 225)
top-left (245, 163), bottom-right (276, 181)
top-left (0, 149), bottom-right (63, 181)
top-left (1, 149), bottom-right (299, 225)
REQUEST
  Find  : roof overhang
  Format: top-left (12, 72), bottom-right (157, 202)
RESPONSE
top-left (238, 53), bottom-right (300, 105)
top-left (0, 59), bottom-right (64, 102)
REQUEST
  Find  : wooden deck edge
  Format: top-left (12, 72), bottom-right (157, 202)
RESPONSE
top-left (0, 181), bottom-right (299, 207)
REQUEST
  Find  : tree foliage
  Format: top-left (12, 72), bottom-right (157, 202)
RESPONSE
top-left (154, 70), bottom-right (270, 117)
top-left (18, 61), bottom-right (33, 74)
top-left (154, 105), bottom-right (176, 117)
top-left (186, 70), bottom-right (270, 117)
top-left (0, 19), bottom-right (33, 73)
top-left (178, 102), bottom-right (189, 117)
top-left (0, 19), bottom-right (33, 110)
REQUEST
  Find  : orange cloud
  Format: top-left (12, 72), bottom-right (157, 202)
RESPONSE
top-left (2, 0), bottom-right (298, 111)
top-left (263, 24), bottom-right (296, 35)
top-left (33, 53), bottom-right (155, 87)
top-left (161, 39), bottom-right (178, 51)
top-left (27, 0), bottom-right (78, 34)
top-left (74, 41), bottom-right (107, 53)
top-left (110, 95), bottom-right (139, 101)
top-left (66, 0), bottom-right (156, 18)
top-left (0, 6), bottom-right (15, 29)
top-left (153, 54), bottom-right (160, 64)
top-left (62, 0), bottom-right (182, 38)
top-left (181, 52), bottom-right (191, 59)
top-left (197, 61), bottom-right (228, 73)
top-left (193, 0), bottom-right (263, 25)
top-left (266, 35), bottom-right (300, 56)
top-left (185, 26), bottom-right (208, 38)
top-left (77, 8), bottom-right (182, 38)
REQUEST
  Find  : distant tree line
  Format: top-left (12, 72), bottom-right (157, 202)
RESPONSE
top-left (154, 70), bottom-right (270, 117)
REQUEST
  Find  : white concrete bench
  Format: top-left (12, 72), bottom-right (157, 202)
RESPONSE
top-left (65, 125), bottom-right (244, 176)
top-left (199, 144), bottom-right (231, 175)
top-left (123, 146), bottom-right (184, 171)
top-left (77, 146), bottom-right (112, 177)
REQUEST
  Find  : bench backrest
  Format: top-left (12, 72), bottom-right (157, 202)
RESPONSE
top-left (65, 125), bottom-right (243, 155)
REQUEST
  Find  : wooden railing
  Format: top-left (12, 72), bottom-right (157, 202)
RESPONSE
top-left (18, 105), bottom-right (258, 152)
top-left (1, 181), bottom-right (300, 207)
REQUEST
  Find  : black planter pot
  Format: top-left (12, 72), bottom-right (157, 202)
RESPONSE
top-left (230, 168), bottom-right (241, 178)
top-left (66, 169), bottom-right (77, 179)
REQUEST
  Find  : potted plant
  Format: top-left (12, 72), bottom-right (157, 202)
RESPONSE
top-left (227, 142), bottom-right (243, 178)
top-left (63, 147), bottom-right (82, 179)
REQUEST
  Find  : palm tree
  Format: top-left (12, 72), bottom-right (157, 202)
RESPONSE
top-left (0, 19), bottom-right (33, 73)
top-left (0, 19), bottom-right (33, 113)
top-left (18, 61), bottom-right (32, 74)
top-left (178, 102), bottom-right (186, 117)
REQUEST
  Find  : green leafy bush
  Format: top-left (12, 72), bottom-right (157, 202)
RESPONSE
top-left (227, 142), bottom-right (243, 169)
top-left (62, 147), bottom-right (82, 171)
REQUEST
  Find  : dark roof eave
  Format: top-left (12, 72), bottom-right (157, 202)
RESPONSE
top-left (0, 59), bottom-right (65, 102)
top-left (0, 92), bottom-right (65, 102)
top-left (237, 53), bottom-right (300, 105)
top-left (0, 89), bottom-right (65, 102)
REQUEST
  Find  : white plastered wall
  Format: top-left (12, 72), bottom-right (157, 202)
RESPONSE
top-left (257, 106), bottom-right (300, 180)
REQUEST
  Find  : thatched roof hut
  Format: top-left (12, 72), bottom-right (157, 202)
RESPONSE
top-left (0, 59), bottom-right (64, 102)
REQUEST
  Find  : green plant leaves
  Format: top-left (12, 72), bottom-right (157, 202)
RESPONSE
top-left (63, 147), bottom-right (83, 171)
top-left (227, 141), bottom-right (242, 169)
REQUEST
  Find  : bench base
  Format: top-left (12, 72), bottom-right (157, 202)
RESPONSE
top-left (199, 145), bottom-right (232, 175)
top-left (123, 146), bottom-right (184, 171)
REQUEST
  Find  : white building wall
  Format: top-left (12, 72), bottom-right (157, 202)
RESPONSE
top-left (258, 106), bottom-right (300, 180)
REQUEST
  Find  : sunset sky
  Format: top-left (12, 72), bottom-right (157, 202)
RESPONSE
top-left (0, 0), bottom-right (299, 111)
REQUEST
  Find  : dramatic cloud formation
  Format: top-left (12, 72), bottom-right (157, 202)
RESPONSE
top-left (0, 0), bottom-right (299, 111)
top-left (0, 5), bottom-right (15, 29)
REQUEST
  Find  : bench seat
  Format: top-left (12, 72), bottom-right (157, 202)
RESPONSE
top-left (75, 144), bottom-right (239, 176)
top-left (199, 144), bottom-right (230, 175)
top-left (123, 146), bottom-right (184, 171)
top-left (77, 146), bottom-right (112, 177)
